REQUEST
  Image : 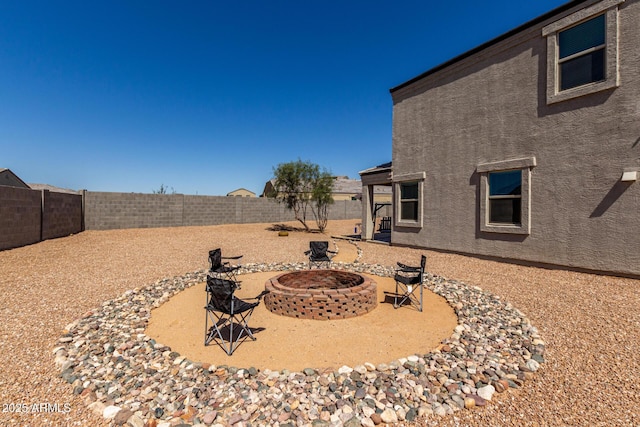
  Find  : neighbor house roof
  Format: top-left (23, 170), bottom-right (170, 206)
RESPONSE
top-left (333, 176), bottom-right (392, 195)
top-left (0, 168), bottom-right (30, 189)
top-left (262, 175), bottom-right (391, 197)
top-left (390, 0), bottom-right (589, 93)
top-left (332, 177), bottom-right (362, 194)
top-left (226, 188), bottom-right (256, 197)
top-left (28, 183), bottom-right (80, 194)
top-left (261, 179), bottom-right (277, 197)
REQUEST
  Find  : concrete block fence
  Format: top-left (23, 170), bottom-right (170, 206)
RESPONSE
top-left (1, 188), bottom-right (362, 250)
top-left (83, 191), bottom-right (362, 230)
top-left (0, 186), bottom-right (82, 250)
top-left (42, 190), bottom-right (83, 240)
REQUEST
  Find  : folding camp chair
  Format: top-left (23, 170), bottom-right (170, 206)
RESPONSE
top-left (208, 248), bottom-right (243, 283)
top-left (305, 241), bottom-right (337, 269)
top-left (204, 276), bottom-right (269, 355)
top-left (393, 255), bottom-right (426, 311)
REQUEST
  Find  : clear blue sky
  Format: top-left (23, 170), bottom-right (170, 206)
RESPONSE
top-left (1, 0), bottom-right (570, 195)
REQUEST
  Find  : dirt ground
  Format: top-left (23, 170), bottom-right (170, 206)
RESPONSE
top-left (145, 272), bottom-right (457, 371)
top-left (1, 219), bottom-right (638, 426)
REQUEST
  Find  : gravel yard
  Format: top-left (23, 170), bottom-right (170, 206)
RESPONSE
top-left (0, 220), bottom-right (638, 426)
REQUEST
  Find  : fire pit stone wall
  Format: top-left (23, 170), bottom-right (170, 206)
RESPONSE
top-left (264, 270), bottom-right (377, 320)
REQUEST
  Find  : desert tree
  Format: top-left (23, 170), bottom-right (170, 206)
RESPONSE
top-left (310, 170), bottom-right (334, 232)
top-left (272, 160), bottom-right (334, 232)
top-left (153, 184), bottom-right (176, 194)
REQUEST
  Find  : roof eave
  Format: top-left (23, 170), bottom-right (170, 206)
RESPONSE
top-left (390, 0), bottom-right (588, 94)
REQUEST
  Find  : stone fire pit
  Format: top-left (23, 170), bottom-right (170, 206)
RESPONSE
top-left (264, 270), bottom-right (377, 320)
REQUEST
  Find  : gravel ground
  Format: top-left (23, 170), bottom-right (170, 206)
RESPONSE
top-left (0, 220), bottom-right (638, 426)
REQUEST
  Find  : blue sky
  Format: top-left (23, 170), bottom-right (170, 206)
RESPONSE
top-left (1, 0), bottom-right (570, 195)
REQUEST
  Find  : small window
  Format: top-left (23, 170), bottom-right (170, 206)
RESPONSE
top-left (543, 0), bottom-right (623, 104)
top-left (394, 172), bottom-right (425, 228)
top-left (488, 170), bottom-right (522, 224)
top-left (558, 14), bottom-right (606, 91)
top-left (400, 182), bottom-right (419, 221)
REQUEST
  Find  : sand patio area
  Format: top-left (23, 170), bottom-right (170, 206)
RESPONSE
top-left (145, 272), bottom-right (457, 372)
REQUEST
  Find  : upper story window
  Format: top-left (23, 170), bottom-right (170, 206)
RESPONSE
top-left (558, 14), bottom-right (605, 91)
top-left (543, 0), bottom-right (624, 104)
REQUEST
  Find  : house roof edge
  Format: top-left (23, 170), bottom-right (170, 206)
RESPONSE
top-left (389, 0), bottom-right (590, 94)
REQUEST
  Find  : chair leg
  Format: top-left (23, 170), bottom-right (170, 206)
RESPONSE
top-left (228, 316), bottom-right (234, 354)
top-left (204, 308), bottom-right (209, 346)
top-left (205, 312), bottom-right (233, 355)
top-left (237, 311), bottom-right (257, 341)
top-left (409, 284), bottom-right (423, 312)
top-left (205, 309), bottom-right (258, 356)
top-left (394, 281), bottom-right (423, 311)
top-left (394, 280), bottom-right (410, 309)
top-left (228, 310), bottom-right (257, 354)
top-left (394, 280), bottom-right (399, 308)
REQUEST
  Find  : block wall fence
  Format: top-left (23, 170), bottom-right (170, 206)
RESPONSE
top-left (0, 188), bottom-right (362, 250)
top-left (0, 186), bottom-right (83, 250)
top-left (83, 191), bottom-right (362, 230)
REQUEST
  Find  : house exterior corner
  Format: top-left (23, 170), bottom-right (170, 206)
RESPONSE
top-left (389, 0), bottom-right (640, 276)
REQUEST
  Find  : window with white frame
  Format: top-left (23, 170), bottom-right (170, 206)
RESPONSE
top-left (558, 14), bottom-right (606, 91)
top-left (394, 172), bottom-right (425, 228)
top-left (543, 0), bottom-right (623, 104)
top-left (488, 170), bottom-right (522, 224)
top-left (400, 182), bottom-right (419, 221)
top-left (478, 157), bottom-right (536, 235)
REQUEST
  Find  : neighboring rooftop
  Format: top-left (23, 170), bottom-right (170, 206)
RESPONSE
top-left (226, 188), bottom-right (257, 197)
top-left (0, 168), bottom-right (30, 189)
top-left (1, 168), bottom-right (80, 194)
top-left (27, 183), bottom-right (81, 194)
top-left (261, 176), bottom-right (391, 198)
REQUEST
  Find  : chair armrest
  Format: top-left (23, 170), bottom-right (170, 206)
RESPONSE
top-left (304, 250), bottom-right (311, 255)
top-left (397, 262), bottom-right (420, 272)
top-left (251, 290), bottom-right (270, 301)
top-left (222, 255), bottom-right (243, 260)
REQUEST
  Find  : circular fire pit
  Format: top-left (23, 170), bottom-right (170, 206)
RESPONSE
top-left (264, 270), bottom-right (377, 320)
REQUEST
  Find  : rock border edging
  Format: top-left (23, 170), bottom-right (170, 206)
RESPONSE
top-left (55, 262), bottom-right (545, 426)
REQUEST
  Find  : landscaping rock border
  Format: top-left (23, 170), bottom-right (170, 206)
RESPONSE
top-left (54, 262), bottom-right (545, 426)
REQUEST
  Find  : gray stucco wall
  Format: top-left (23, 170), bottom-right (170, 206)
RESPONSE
top-left (390, 0), bottom-right (640, 276)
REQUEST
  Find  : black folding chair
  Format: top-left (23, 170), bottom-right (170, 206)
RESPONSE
top-left (208, 248), bottom-right (242, 283)
top-left (393, 255), bottom-right (426, 311)
top-left (304, 241), bottom-right (336, 269)
top-left (204, 276), bottom-right (269, 355)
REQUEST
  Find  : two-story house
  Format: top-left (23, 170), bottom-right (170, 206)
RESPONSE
top-left (361, 0), bottom-right (640, 276)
